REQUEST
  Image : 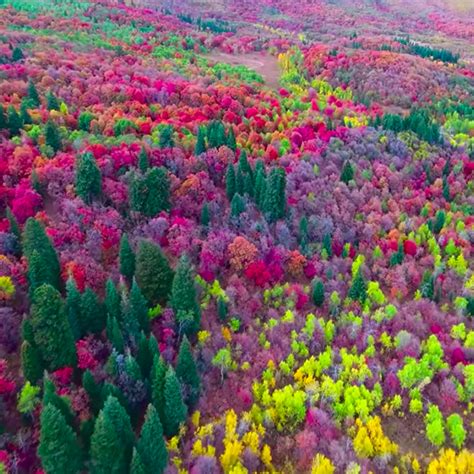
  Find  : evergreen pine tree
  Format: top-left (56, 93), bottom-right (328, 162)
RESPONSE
top-left (23, 218), bottom-right (61, 290)
top-left (65, 277), bottom-right (82, 340)
top-left (80, 287), bottom-right (105, 335)
top-left (136, 332), bottom-right (154, 379)
top-left (46, 90), bottom-right (60, 111)
top-left (235, 167), bottom-right (244, 196)
top-left (130, 448), bottom-right (146, 474)
top-left (129, 279), bottom-right (149, 334)
top-left (30, 284), bottom-right (76, 371)
top-left (138, 146), bottom-right (149, 173)
top-left (27, 80), bottom-right (40, 107)
top-left (119, 234), bottom-right (135, 282)
top-left (75, 152), bottom-right (102, 204)
top-left (143, 167), bottom-right (170, 216)
top-left (244, 172), bottom-right (254, 197)
top-left (90, 396), bottom-right (134, 474)
top-left (106, 315), bottom-right (125, 353)
top-left (263, 167), bottom-right (286, 222)
top-left (299, 216), bottom-right (309, 254)
top-left (7, 105), bottom-right (23, 135)
top-left (201, 202), bottom-right (210, 227)
top-left (176, 336), bottom-right (200, 407)
top-left (230, 193), bottom-right (245, 219)
top-left (225, 164), bottom-right (236, 201)
top-left (349, 269), bottom-right (367, 304)
top-left (38, 404), bottom-right (82, 474)
top-left (226, 126), bottom-right (237, 151)
top-left (21, 340), bottom-right (43, 384)
top-left (216, 121), bottom-right (226, 147)
top-left (83, 370), bottom-right (102, 415)
top-left (20, 100), bottom-right (32, 124)
top-left (28, 250), bottom-right (51, 297)
top-left (135, 240), bottom-right (174, 306)
top-left (151, 355), bottom-right (166, 423)
top-left (194, 127), bottom-right (206, 155)
top-left (312, 279), bottom-right (325, 307)
top-left (129, 172), bottom-right (147, 214)
top-left (322, 233), bottom-right (333, 259)
top-left (137, 404), bottom-right (168, 474)
top-left (254, 160), bottom-right (266, 208)
top-left (163, 366), bottom-right (187, 437)
top-left (158, 125), bottom-right (174, 149)
top-left (11, 47), bottom-right (24, 62)
top-left (340, 161), bottom-right (354, 184)
top-left (45, 119), bottom-right (62, 153)
top-left (0, 105), bottom-right (7, 130)
top-left (171, 256), bottom-right (200, 334)
top-left (105, 278), bottom-right (121, 322)
top-left (43, 376), bottom-right (75, 427)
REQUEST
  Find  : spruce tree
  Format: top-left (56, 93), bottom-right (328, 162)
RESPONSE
top-left (119, 234), bottom-right (135, 282)
top-left (158, 125), bottom-right (174, 149)
top-left (225, 163), bottom-right (236, 201)
top-left (151, 355), bottom-right (166, 423)
top-left (27, 80), bottom-right (40, 108)
top-left (21, 340), bottom-right (43, 384)
top-left (80, 288), bottom-right (105, 335)
top-left (138, 146), bottom-right (149, 173)
top-left (28, 250), bottom-right (51, 297)
top-left (322, 233), bottom-right (333, 259)
top-left (340, 161), bottom-right (354, 184)
top-left (0, 104), bottom-right (7, 130)
top-left (83, 370), bottom-right (102, 415)
top-left (23, 218), bottom-right (60, 290)
top-left (129, 279), bottom-right (150, 334)
top-left (137, 404), bottom-right (168, 474)
top-left (121, 292), bottom-right (140, 346)
top-left (136, 332), bottom-right (153, 378)
top-left (46, 90), bottom-right (60, 111)
top-left (106, 315), bottom-right (125, 353)
top-left (105, 278), bottom-right (121, 322)
top-left (135, 240), bottom-right (173, 306)
top-left (171, 256), bottom-right (200, 334)
top-left (7, 105), bottom-right (23, 135)
top-left (163, 366), bottom-right (187, 437)
top-left (312, 279), bottom-right (325, 307)
top-left (143, 167), bottom-right (170, 216)
top-left (254, 163), bottom-right (267, 210)
top-left (43, 376), bottom-right (75, 427)
top-left (201, 202), bottom-right (210, 227)
top-left (11, 47), bottom-right (24, 62)
top-left (30, 284), bottom-right (76, 371)
top-left (38, 404), bottom-right (82, 474)
top-left (230, 193), bottom-right (245, 219)
top-left (130, 448), bottom-right (146, 474)
top-left (299, 216), bottom-right (309, 254)
top-left (176, 336), bottom-right (200, 407)
top-left (65, 277), bottom-right (82, 340)
top-left (90, 396), bottom-right (134, 474)
top-left (75, 152), bottom-right (102, 204)
top-left (264, 167), bottom-right (286, 222)
top-left (20, 100), bottom-right (32, 124)
top-left (226, 126), bottom-right (237, 151)
top-left (349, 269), bottom-right (367, 304)
top-left (195, 126), bottom-right (206, 156)
top-left (45, 119), bottom-right (62, 153)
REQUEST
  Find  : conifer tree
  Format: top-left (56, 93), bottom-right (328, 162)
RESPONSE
top-left (340, 160), bottom-right (354, 184)
top-left (225, 163), bottom-right (236, 201)
top-left (82, 370), bottom-right (102, 415)
top-left (65, 277), bottom-right (82, 340)
top-left (80, 287), bottom-right (105, 335)
top-left (195, 126), bottom-right (206, 155)
top-left (106, 315), bottom-right (125, 353)
top-left (137, 404), bottom-right (168, 474)
top-left (138, 146), bottom-right (149, 173)
top-left (176, 336), bottom-right (200, 407)
top-left (226, 126), bottom-right (237, 151)
top-left (20, 100), bottom-right (32, 124)
top-left (30, 284), bottom-right (76, 371)
top-left (171, 256), bottom-right (200, 334)
top-left (136, 333), bottom-right (154, 378)
top-left (312, 279), bottom-right (325, 307)
top-left (151, 355), bottom-right (166, 422)
top-left (201, 202), bottom-right (210, 227)
top-left (43, 376), bottom-right (75, 427)
top-left (38, 404), bottom-right (82, 474)
top-left (299, 216), bottom-right (309, 254)
top-left (349, 269), bottom-right (367, 303)
top-left (28, 250), bottom-right (51, 297)
top-left (119, 234), bottom-right (135, 282)
top-left (264, 167), bottom-right (286, 222)
top-left (75, 152), bottom-right (102, 204)
top-left (90, 396), bottom-right (134, 474)
top-left (158, 125), bottom-right (174, 149)
top-left (163, 366), bottom-right (187, 437)
top-left (0, 104), bottom-right (7, 130)
top-left (230, 193), bottom-right (245, 219)
top-left (130, 448), bottom-right (146, 474)
top-left (46, 90), bottom-right (60, 111)
top-left (105, 278), bottom-right (121, 323)
top-left (11, 47), bottom-right (24, 62)
top-left (128, 279), bottom-right (149, 334)
top-left (21, 340), bottom-right (43, 384)
top-left (135, 240), bottom-right (173, 306)
top-left (45, 119), bottom-right (62, 153)
top-left (143, 167), bottom-right (170, 216)
top-left (322, 233), bottom-right (333, 259)
top-left (27, 80), bottom-right (40, 107)
top-left (254, 163), bottom-right (267, 210)
top-left (7, 105), bottom-right (23, 135)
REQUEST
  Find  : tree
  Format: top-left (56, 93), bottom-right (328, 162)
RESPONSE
top-left (340, 161), bottom-right (354, 184)
top-left (151, 355), bottom-right (166, 423)
top-left (46, 90), bottom-right (60, 111)
top-left (21, 340), bottom-right (43, 384)
top-left (43, 376), bottom-right (74, 427)
top-left (130, 448), bottom-right (146, 474)
top-left (106, 315), bottom-right (125, 353)
top-left (20, 100), bottom-right (32, 124)
top-left (254, 161), bottom-right (267, 210)
top-left (171, 256), bottom-right (200, 334)
top-left (0, 104), bottom-right (7, 130)
top-left (138, 146), bottom-right (149, 173)
top-left (201, 202), bottom-right (210, 227)
top-left (119, 234), bottom-right (135, 282)
top-left (75, 152), bottom-right (102, 204)
top-left (80, 288), bottom-right (105, 336)
top-left (176, 336), bottom-right (200, 407)
top-left (38, 404), bottom-right (82, 474)
top-left (28, 250), bottom-right (51, 297)
top-left (195, 126), bottom-right (206, 155)
top-left (27, 80), bottom-right (41, 108)
top-left (230, 193), bottom-right (245, 219)
top-left (226, 126), bottom-right (237, 151)
top-left (90, 396), bottom-right (134, 474)
top-left (105, 278), bottom-right (121, 323)
top-left (65, 277), bottom-right (82, 340)
top-left (45, 119), bottom-right (62, 153)
top-left (349, 269), bottom-right (367, 304)
top-left (23, 218), bottom-right (61, 290)
top-left (163, 366), bottom-right (187, 437)
top-left (312, 279), bottom-right (325, 307)
top-left (11, 47), bottom-right (24, 62)
top-left (137, 405), bottom-right (168, 474)
top-left (128, 279), bottom-right (149, 333)
top-left (135, 240), bottom-right (173, 306)
top-left (264, 167), bottom-right (286, 222)
top-left (30, 284), bottom-right (76, 371)
top-left (159, 125), bottom-right (174, 149)
top-left (83, 370), bottom-right (102, 415)
top-left (7, 105), bottom-right (23, 135)
top-left (143, 167), bottom-right (170, 216)
top-left (225, 163), bottom-right (236, 201)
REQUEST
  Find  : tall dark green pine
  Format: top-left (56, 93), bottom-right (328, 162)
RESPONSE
top-left (254, 164), bottom-right (267, 210)
top-left (312, 279), bottom-right (325, 307)
top-left (20, 100), bottom-right (32, 124)
top-left (38, 404), bottom-right (82, 474)
top-left (119, 234), bottom-right (135, 282)
top-left (194, 127), bottom-right (206, 156)
top-left (90, 396), bottom-right (134, 474)
top-left (158, 125), bottom-right (174, 149)
top-left (105, 278), bottom-right (122, 322)
top-left (143, 167), bottom-right (170, 216)
top-left (75, 152), bottom-right (102, 204)
top-left (0, 105), bottom-right (7, 130)
top-left (28, 250), bottom-right (50, 297)
top-left (7, 105), bottom-right (23, 135)
top-left (30, 284), bottom-right (76, 371)
top-left (176, 336), bottom-right (200, 407)
top-left (45, 119), bottom-right (62, 153)
top-left (46, 90), bottom-right (60, 111)
top-left (264, 167), bottom-right (286, 222)
top-left (201, 202), bottom-right (210, 227)
top-left (226, 126), bottom-right (237, 151)
top-left (136, 332), bottom-right (153, 378)
top-left (138, 147), bottom-right (149, 173)
top-left (65, 277), bottom-right (82, 340)
top-left (27, 80), bottom-right (41, 107)
top-left (43, 376), bottom-right (75, 427)
top-left (230, 193), bottom-right (245, 219)
top-left (21, 340), bottom-right (43, 384)
top-left (340, 161), bottom-right (354, 184)
top-left (163, 366), bottom-right (187, 437)
top-left (130, 448), bottom-right (146, 474)
top-left (23, 218), bottom-right (61, 290)
top-left (129, 279), bottom-right (150, 334)
top-left (151, 355), bottom-right (167, 423)
top-left (171, 256), bottom-right (200, 335)
top-left (80, 288), bottom-right (105, 336)
top-left (299, 216), bottom-right (309, 254)
top-left (106, 315), bottom-right (125, 353)
top-left (135, 240), bottom-right (174, 306)
top-left (129, 172), bottom-right (147, 214)
top-left (11, 47), bottom-right (24, 62)
top-left (225, 164), bottom-right (236, 201)
top-left (137, 404), bottom-right (168, 474)
top-left (83, 370), bottom-right (102, 415)
top-left (322, 233), bottom-right (333, 258)
top-left (348, 269), bottom-right (367, 304)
